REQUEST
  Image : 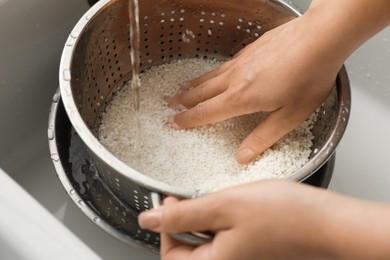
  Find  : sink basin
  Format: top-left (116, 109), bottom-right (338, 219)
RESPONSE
top-left (1, 0), bottom-right (389, 259)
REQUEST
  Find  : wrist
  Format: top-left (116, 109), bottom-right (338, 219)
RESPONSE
top-left (303, 0), bottom-right (390, 65)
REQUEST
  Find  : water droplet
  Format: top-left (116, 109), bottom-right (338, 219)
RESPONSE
top-left (86, 15), bottom-right (92, 20)
top-left (48, 128), bottom-right (54, 140)
top-left (66, 33), bottom-right (78, 47)
top-left (78, 200), bottom-right (86, 207)
top-left (63, 69), bottom-right (71, 81)
top-left (66, 37), bottom-right (75, 47)
top-left (51, 153), bottom-right (59, 162)
top-left (93, 217), bottom-right (100, 223)
top-left (52, 93), bottom-right (60, 103)
top-left (69, 189), bottom-right (75, 195)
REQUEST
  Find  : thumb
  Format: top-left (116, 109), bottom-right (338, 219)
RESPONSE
top-left (138, 195), bottom-right (229, 233)
top-left (235, 109), bottom-right (299, 164)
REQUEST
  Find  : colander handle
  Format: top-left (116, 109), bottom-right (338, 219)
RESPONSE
top-left (150, 192), bottom-right (213, 246)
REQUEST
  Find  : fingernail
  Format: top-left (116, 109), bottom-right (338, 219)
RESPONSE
top-left (167, 117), bottom-right (181, 129)
top-left (236, 148), bottom-right (256, 164)
top-left (139, 209), bottom-right (162, 230)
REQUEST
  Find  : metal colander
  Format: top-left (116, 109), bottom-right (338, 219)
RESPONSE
top-left (55, 0), bottom-right (350, 251)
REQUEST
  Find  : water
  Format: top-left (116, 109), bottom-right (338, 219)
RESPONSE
top-left (127, 0), bottom-right (142, 153)
top-left (66, 126), bottom-right (160, 248)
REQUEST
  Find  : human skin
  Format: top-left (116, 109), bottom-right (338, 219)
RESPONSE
top-left (166, 0), bottom-right (390, 164)
top-left (139, 0), bottom-right (390, 259)
top-left (140, 181), bottom-right (390, 259)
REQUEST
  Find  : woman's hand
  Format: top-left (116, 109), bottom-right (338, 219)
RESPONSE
top-left (140, 180), bottom-right (330, 260)
top-left (139, 180), bottom-right (390, 260)
top-left (166, 0), bottom-right (390, 164)
top-left (166, 15), bottom-right (341, 164)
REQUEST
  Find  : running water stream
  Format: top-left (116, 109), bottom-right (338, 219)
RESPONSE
top-left (127, 0), bottom-right (142, 153)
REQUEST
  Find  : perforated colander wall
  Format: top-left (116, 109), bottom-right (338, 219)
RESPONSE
top-left (70, 0), bottom-right (296, 133)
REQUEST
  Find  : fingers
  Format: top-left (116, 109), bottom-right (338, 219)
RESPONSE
top-left (236, 108), bottom-right (299, 164)
top-left (139, 194), bottom-right (229, 234)
top-left (168, 74), bottom-right (228, 109)
top-left (160, 198), bottom-right (194, 259)
top-left (168, 91), bottom-right (241, 129)
top-left (168, 60), bottom-right (235, 108)
top-left (179, 59), bottom-right (235, 90)
top-left (151, 197), bottom-right (219, 260)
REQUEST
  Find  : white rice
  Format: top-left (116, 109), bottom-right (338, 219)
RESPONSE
top-left (99, 58), bottom-right (316, 192)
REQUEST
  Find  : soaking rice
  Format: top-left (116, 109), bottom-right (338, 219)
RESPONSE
top-left (99, 58), bottom-right (316, 192)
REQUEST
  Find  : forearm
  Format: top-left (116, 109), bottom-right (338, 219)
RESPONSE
top-left (312, 190), bottom-right (390, 259)
top-left (301, 0), bottom-right (390, 68)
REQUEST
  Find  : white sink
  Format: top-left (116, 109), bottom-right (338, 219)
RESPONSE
top-left (1, 0), bottom-right (389, 259)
